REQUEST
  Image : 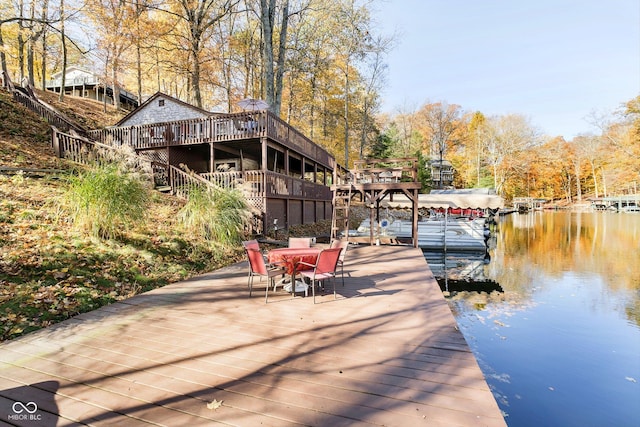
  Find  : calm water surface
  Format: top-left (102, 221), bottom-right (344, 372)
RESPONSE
top-left (428, 211), bottom-right (640, 427)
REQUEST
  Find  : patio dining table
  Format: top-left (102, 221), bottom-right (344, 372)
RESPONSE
top-left (267, 247), bottom-right (322, 295)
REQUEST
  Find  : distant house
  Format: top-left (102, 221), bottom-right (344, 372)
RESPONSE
top-left (116, 92), bottom-right (214, 127)
top-left (429, 159), bottom-right (455, 189)
top-left (46, 67), bottom-right (138, 110)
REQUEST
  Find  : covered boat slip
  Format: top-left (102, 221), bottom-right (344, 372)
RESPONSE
top-left (0, 245), bottom-right (507, 427)
top-left (341, 183), bottom-right (504, 250)
top-left (354, 216), bottom-right (489, 251)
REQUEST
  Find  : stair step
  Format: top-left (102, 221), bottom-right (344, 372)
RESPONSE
top-left (156, 185), bottom-right (172, 192)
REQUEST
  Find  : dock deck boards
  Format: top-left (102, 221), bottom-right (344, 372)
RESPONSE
top-left (0, 245), bottom-right (507, 426)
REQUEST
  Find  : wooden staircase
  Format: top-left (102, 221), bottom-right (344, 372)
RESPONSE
top-left (331, 184), bottom-right (353, 241)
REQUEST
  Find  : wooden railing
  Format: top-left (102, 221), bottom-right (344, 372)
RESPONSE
top-left (11, 87), bottom-right (87, 135)
top-left (168, 165), bottom-right (214, 199)
top-left (86, 111), bottom-right (335, 169)
top-left (352, 157), bottom-right (418, 184)
top-left (51, 127), bottom-right (112, 163)
top-left (201, 170), bottom-right (332, 200)
top-left (51, 127), bottom-right (154, 176)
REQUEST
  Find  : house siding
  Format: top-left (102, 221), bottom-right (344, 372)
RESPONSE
top-left (119, 96), bottom-right (208, 127)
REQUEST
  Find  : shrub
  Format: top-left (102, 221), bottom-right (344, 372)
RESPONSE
top-left (61, 163), bottom-right (149, 239)
top-left (177, 183), bottom-right (252, 247)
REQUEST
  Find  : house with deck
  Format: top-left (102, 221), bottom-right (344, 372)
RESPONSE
top-left (85, 92), bottom-right (335, 234)
top-left (46, 67), bottom-right (138, 110)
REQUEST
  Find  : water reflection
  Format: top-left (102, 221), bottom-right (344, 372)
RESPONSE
top-left (489, 211), bottom-right (640, 326)
top-left (426, 211), bottom-right (640, 427)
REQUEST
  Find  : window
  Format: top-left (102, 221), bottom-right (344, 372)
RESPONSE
top-left (158, 99), bottom-right (165, 107)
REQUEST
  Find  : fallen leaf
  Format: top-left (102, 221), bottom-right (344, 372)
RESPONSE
top-left (206, 399), bottom-right (223, 410)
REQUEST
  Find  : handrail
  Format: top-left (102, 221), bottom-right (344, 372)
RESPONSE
top-left (200, 170), bottom-right (332, 200)
top-left (50, 127), bottom-right (154, 182)
top-left (168, 165), bottom-right (214, 199)
top-left (11, 87), bottom-right (87, 136)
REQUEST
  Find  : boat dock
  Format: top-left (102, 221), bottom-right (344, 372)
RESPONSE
top-left (0, 245), bottom-right (506, 426)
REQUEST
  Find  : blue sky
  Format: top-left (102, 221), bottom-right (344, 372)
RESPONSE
top-left (373, 0), bottom-right (640, 139)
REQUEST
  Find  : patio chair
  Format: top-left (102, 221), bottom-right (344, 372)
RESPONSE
top-left (330, 238), bottom-right (349, 286)
top-left (288, 237), bottom-right (311, 248)
top-left (297, 247), bottom-right (342, 303)
top-left (245, 247), bottom-right (286, 303)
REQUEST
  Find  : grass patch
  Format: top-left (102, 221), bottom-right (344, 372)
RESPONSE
top-left (177, 183), bottom-right (253, 247)
top-left (61, 162), bottom-right (150, 239)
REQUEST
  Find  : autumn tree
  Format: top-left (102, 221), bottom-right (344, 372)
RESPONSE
top-left (329, 0), bottom-right (377, 167)
top-left (0, 0), bottom-right (60, 87)
top-left (415, 101), bottom-right (463, 189)
top-left (483, 114), bottom-right (539, 197)
top-left (464, 111), bottom-right (490, 188)
top-left (354, 33), bottom-right (391, 159)
top-left (258, 0), bottom-right (310, 115)
top-left (157, 0), bottom-right (239, 108)
top-left (86, 0), bottom-right (136, 110)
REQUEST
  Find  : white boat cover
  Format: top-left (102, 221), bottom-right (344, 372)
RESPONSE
top-left (381, 192), bottom-right (504, 210)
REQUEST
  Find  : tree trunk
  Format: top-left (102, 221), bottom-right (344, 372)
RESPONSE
top-left (0, 26), bottom-right (8, 84)
top-left (136, 41), bottom-right (142, 105)
top-left (575, 164), bottom-right (582, 201)
top-left (41, 0), bottom-right (49, 89)
top-left (273, 0), bottom-right (289, 115)
top-left (27, 0), bottom-right (36, 85)
top-left (18, 0), bottom-right (26, 81)
top-left (191, 42), bottom-right (202, 108)
top-left (344, 66), bottom-right (349, 167)
top-left (58, 0), bottom-right (66, 102)
top-left (260, 0), bottom-right (275, 112)
top-left (111, 62), bottom-right (121, 110)
top-left (40, 24), bottom-right (47, 89)
top-left (590, 161), bottom-right (599, 198)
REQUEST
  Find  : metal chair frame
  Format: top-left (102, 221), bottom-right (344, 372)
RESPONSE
top-left (245, 247), bottom-right (286, 303)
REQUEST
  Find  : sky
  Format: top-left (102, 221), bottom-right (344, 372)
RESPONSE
top-left (372, 0), bottom-right (640, 139)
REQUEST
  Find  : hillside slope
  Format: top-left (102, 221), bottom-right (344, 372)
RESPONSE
top-left (0, 88), bottom-right (126, 169)
top-left (34, 88), bottom-right (126, 130)
top-left (0, 90), bottom-right (60, 169)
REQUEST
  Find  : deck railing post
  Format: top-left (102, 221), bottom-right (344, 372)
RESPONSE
top-left (51, 127), bottom-right (61, 157)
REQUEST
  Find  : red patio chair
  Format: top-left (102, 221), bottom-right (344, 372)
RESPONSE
top-left (245, 247), bottom-right (286, 303)
top-left (330, 238), bottom-right (349, 286)
top-left (288, 237), bottom-right (311, 248)
top-left (297, 247), bottom-right (342, 303)
top-left (243, 239), bottom-right (277, 266)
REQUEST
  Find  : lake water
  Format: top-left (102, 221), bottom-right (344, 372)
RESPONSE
top-left (426, 211), bottom-right (640, 427)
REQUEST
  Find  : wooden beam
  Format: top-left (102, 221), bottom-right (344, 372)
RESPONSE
top-left (213, 144), bottom-right (242, 157)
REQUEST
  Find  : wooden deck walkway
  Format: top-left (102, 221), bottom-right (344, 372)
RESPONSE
top-left (0, 245), bottom-right (507, 427)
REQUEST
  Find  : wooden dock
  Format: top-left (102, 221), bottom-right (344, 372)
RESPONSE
top-left (0, 245), bottom-right (507, 427)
